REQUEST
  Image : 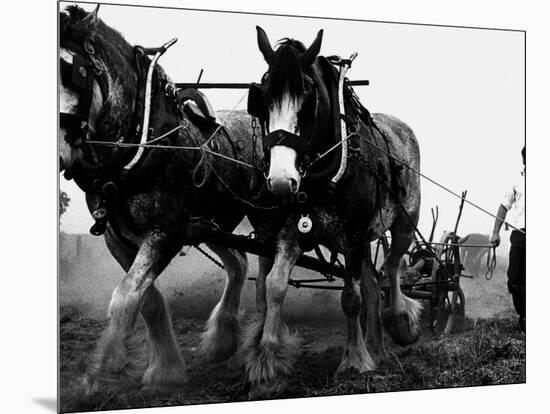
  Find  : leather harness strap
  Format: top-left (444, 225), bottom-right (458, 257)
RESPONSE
top-left (263, 129), bottom-right (309, 156)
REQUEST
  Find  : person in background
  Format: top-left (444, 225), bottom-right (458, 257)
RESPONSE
top-left (490, 146), bottom-right (525, 332)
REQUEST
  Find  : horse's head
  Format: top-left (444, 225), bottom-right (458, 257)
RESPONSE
top-left (253, 27), bottom-right (331, 198)
top-left (59, 5), bottom-right (140, 174)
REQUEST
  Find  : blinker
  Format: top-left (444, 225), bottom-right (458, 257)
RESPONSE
top-left (247, 83), bottom-right (268, 120)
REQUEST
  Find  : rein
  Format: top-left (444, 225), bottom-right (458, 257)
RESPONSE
top-left (485, 246), bottom-right (497, 280)
top-left (84, 88), bottom-right (281, 212)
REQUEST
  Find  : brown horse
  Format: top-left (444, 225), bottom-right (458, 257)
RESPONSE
top-left (240, 27), bottom-right (423, 397)
top-left (60, 5), bottom-right (263, 395)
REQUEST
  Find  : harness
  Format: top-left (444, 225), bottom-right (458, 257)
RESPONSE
top-left (247, 54), bottom-right (363, 190)
top-left (247, 73), bottom-right (320, 171)
top-left (61, 36), bottom-right (184, 240)
top-left (247, 52), bottom-right (409, 253)
top-left (59, 39), bottom-right (109, 152)
top-left (124, 38), bottom-right (177, 171)
top-left (60, 37), bottom-right (180, 177)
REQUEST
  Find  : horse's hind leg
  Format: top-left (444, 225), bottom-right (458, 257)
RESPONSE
top-left (337, 250), bottom-right (376, 374)
top-left (245, 237), bottom-right (301, 398)
top-left (141, 285), bottom-right (188, 389)
top-left (200, 244), bottom-right (248, 362)
top-left (384, 228), bottom-right (422, 345)
top-left (360, 242), bottom-right (390, 365)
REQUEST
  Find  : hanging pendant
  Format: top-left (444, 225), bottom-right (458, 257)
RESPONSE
top-left (298, 214), bottom-right (313, 234)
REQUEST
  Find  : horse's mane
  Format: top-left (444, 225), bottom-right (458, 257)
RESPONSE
top-left (60, 5), bottom-right (136, 82)
top-left (265, 38), bottom-right (308, 108)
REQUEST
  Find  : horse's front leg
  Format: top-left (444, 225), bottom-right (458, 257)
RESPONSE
top-left (200, 245), bottom-right (248, 362)
top-left (244, 235), bottom-right (301, 398)
top-left (337, 249), bottom-right (376, 374)
top-left (84, 230), bottom-right (185, 393)
top-left (102, 227), bottom-right (187, 390)
top-left (383, 228), bottom-right (422, 345)
top-left (238, 256), bottom-right (273, 372)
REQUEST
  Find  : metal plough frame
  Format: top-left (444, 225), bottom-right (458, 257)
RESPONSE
top-left (186, 192), bottom-right (469, 335)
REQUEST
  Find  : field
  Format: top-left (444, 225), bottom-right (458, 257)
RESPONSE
top-left (58, 233), bottom-right (525, 412)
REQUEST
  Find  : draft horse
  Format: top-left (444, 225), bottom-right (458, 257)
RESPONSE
top-left (241, 27), bottom-right (423, 397)
top-left (59, 5), bottom-right (261, 393)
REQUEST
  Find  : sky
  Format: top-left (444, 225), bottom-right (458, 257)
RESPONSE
top-left (59, 1), bottom-right (525, 239)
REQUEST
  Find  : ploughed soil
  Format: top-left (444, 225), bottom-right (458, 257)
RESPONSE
top-left (59, 306), bottom-right (525, 412)
top-left (59, 232), bottom-right (525, 412)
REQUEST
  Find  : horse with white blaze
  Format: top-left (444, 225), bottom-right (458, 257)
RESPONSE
top-left (242, 26), bottom-right (423, 397)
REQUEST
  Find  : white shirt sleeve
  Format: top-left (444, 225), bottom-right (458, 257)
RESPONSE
top-left (501, 185), bottom-right (516, 211)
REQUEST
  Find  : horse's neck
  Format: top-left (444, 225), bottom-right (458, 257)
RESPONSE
top-left (312, 67), bottom-right (338, 149)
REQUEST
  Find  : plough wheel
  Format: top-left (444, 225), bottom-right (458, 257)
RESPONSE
top-left (430, 232), bottom-right (466, 335)
top-left (443, 285), bottom-right (465, 335)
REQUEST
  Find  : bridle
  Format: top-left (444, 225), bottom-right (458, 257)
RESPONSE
top-left (59, 39), bottom-right (109, 151)
top-left (248, 53), bottom-right (361, 197)
top-left (247, 71), bottom-right (320, 176)
top-left (59, 37), bottom-right (162, 177)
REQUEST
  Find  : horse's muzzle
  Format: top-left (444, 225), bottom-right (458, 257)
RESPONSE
top-left (267, 176), bottom-right (299, 198)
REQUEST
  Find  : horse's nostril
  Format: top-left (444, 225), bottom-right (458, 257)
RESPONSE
top-left (289, 178), bottom-right (298, 194)
top-left (267, 178), bottom-right (273, 190)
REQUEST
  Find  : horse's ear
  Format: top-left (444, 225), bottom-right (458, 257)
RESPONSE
top-left (256, 26), bottom-right (274, 65)
top-left (302, 29), bottom-right (324, 67)
top-left (83, 4), bottom-right (100, 26)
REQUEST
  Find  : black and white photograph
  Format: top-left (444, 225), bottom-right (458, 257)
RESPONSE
top-left (56, 1), bottom-right (530, 412)
top-left (7, 0), bottom-right (548, 412)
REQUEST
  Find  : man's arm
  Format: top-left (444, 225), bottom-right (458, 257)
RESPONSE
top-left (490, 204), bottom-right (508, 247)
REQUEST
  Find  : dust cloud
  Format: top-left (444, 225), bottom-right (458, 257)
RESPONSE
top-left (59, 229), bottom-right (514, 323)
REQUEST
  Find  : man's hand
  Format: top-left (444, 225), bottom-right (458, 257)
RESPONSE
top-left (490, 232), bottom-right (500, 247)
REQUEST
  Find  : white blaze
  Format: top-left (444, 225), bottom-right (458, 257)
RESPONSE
top-left (267, 92), bottom-right (303, 190)
top-left (59, 48), bottom-right (79, 169)
top-left (59, 48), bottom-right (103, 170)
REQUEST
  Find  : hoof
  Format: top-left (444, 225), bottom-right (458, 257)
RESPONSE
top-left (248, 377), bottom-right (287, 400)
top-left (336, 343), bottom-right (376, 375)
top-left (226, 352), bottom-right (245, 373)
top-left (383, 309), bottom-right (421, 345)
top-left (141, 362), bottom-right (188, 391)
top-left (83, 327), bottom-right (148, 394)
top-left (241, 322), bottom-right (299, 399)
top-left (80, 370), bottom-right (133, 399)
top-left (200, 308), bottom-right (241, 362)
top-left (383, 297), bottom-right (422, 345)
top-left (368, 346), bottom-right (393, 366)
